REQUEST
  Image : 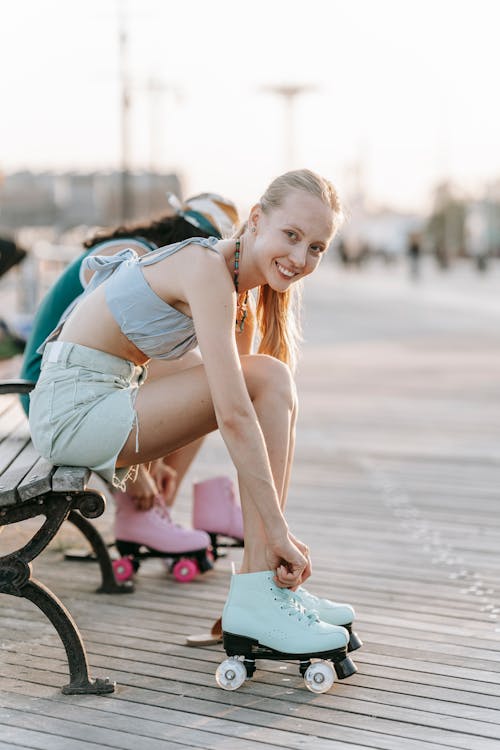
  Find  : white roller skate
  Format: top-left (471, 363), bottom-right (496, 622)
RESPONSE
top-left (215, 571), bottom-right (357, 693)
top-left (291, 587), bottom-right (363, 652)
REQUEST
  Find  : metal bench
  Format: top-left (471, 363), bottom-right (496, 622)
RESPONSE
top-left (0, 380), bottom-right (131, 695)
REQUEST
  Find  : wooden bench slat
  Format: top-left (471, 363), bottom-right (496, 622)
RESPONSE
top-left (0, 393), bottom-right (19, 420)
top-left (0, 425), bottom-right (31, 480)
top-left (0, 401), bottom-right (28, 445)
top-left (18, 455), bottom-right (56, 502)
top-left (0, 440), bottom-right (41, 506)
top-left (52, 465), bottom-right (90, 493)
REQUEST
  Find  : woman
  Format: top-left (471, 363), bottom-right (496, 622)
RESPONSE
top-left (21, 193), bottom-right (244, 561)
top-left (29, 169), bottom-right (357, 660)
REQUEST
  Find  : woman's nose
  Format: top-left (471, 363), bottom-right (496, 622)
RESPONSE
top-left (290, 244), bottom-right (308, 268)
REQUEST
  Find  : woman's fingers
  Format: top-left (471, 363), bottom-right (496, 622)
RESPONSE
top-left (274, 564), bottom-right (302, 588)
top-left (126, 465), bottom-right (160, 510)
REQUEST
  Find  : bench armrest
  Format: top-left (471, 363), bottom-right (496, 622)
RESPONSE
top-left (0, 379), bottom-right (36, 395)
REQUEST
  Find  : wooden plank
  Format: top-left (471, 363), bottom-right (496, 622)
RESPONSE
top-left (0, 726), bottom-right (110, 750)
top-left (52, 466), bottom-right (90, 493)
top-left (0, 393), bottom-right (20, 420)
top-left (19, 637), bottom-right (500, 724)
top-left (0, 439), bottom-right (39, 506)
top-left (5, 657), bottom-right (500, 750)
top-left (18, 455), bottom-right (55, 501)
top-left (0, 691), bottom-right (306, 750)
top-left (0, 410), bottom-right (30, 475)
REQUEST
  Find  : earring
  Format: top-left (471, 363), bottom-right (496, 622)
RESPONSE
top-left (251, 226), bottom-right (256, 233)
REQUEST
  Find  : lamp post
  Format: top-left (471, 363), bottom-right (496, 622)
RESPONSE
top-left (260, 84), bottom-right (316, 169)
top-left (118, 5), bottom-right (132, 222)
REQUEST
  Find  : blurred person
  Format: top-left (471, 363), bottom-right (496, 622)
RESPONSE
top-left (28, 169), bottom-right (361, 667)
top-left (434, 242), bottom-right (450, 270)
top-left (407, 232), bottom-right (422, 280)
top-left (0, 236), bottom-right (27, 278)
top-left (0, 237), bottom-right (27, 358)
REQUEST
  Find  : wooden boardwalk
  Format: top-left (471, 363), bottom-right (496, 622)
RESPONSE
top-left (1, 259), bottom-right (500, 749)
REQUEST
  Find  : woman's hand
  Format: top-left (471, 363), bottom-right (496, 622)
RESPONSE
top-left (149, 459), bottom-right (178, 506)
top-left (288, 532), bottom-right (312, 586)
top-left (125, 465), bottom-right (159, 510)
top-left (266, 531), bottom-right (308, 588)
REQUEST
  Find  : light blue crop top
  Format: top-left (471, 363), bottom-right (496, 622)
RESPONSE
top-left (38, 236), bottom-right (221, 360)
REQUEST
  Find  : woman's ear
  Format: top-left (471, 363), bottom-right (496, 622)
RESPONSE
top-left (248, 204), bottom-right (262, 233)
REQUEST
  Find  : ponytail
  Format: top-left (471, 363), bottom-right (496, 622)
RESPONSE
top-left (256, 284), bottom-right (302, 373)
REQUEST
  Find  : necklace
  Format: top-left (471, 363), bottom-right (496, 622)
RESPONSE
top-left (234, 238), bottom-right (249, 332)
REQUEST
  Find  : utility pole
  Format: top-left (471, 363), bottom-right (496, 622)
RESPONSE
top-left (118, 5), bottom-right (132, 222)
top-left (146, 78), bottom-right (182, 173)
top-left (145, 78), bottom-right (182, 211)
top-left (261, 84), bottom-right (316, 170)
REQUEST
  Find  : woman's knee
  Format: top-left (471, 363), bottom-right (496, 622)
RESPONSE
top-left (241, 354), bottom-right (297, 410)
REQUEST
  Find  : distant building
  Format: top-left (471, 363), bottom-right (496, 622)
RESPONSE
top-left (334, 202), bottom-right (423, 265)
top-left (0, 170), bottom-right (182, 234)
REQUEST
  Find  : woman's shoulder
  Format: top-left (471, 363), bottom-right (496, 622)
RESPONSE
top-left (143, 237), bottom-right (225, 270)
top-left (89, 237), bottom-right (153, 256)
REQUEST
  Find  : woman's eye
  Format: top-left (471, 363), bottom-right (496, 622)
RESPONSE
top-left (310, 245), bottom-right (324, 254)
top-left (286, 230), bottom-right (297, 240)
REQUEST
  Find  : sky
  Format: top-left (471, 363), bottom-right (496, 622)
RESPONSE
top-left (1, 0), bottom-right (500, 214)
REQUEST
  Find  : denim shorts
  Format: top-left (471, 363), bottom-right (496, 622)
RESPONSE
top-left (29, 341), bottom-right (147, 488)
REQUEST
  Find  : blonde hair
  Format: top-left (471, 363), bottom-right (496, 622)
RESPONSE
top-left (255, 169), bottom-right (343, 372)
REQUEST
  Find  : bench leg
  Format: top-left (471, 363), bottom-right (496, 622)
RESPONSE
top-left (22, 578), bottom-right (115, 694)
top-left (0, 555), bottom-right (115, 695)
top-left (67, 510), bottom-right (133, 594)
top-left (0, 493), bottom-right (117, 694)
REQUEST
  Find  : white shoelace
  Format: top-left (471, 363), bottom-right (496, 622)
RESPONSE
top-left (272, 586), bottom-right (319, 625)
top-left (294, 587), bottom-right (320, 608)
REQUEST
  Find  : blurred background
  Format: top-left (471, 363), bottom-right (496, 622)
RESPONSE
top-left (1, 0), bottom-right (500, 350)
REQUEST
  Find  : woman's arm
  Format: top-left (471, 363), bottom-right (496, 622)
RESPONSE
top-left (180, 249), bottom-right (288, 545)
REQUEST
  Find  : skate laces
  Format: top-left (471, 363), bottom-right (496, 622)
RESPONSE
top-left (293, 586), bottom-right (320, 609)
top-left (272, 585), bottom-right (320, 625)
top-left (152, 497), bottom-right (173, 523)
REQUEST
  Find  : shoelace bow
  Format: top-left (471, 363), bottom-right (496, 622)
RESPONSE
top-left (273, 587), bottom-right (319, 624)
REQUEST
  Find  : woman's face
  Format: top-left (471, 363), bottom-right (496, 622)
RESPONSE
top-left (251, 189), bottom-right (334, 291)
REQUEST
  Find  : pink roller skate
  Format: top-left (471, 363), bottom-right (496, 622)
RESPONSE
top-left (192, 476), bottom-right (244, 560)
top-left (113, 492), bottom-right (213, 583)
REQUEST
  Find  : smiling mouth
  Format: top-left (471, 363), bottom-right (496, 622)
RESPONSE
top-left (276, 261), bottom-right (296, 278)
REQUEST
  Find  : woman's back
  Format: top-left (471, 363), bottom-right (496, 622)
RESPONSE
top-left (58, 237), bottom-right (222, 364)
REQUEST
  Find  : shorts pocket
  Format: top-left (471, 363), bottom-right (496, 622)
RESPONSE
top-left (73, 369), bottom-right (125, 407)
top-left (29, 381), bottom-right (56, 458)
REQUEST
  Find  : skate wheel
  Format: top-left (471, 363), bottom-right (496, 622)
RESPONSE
top-left (303, 661), bottom-right (335, 693)
top-left (172, 558), bottom-right (199, 582)
top-left (215, 657), bottom-right (247, 691)
top-left (112, 557), bottom-right (134, 582)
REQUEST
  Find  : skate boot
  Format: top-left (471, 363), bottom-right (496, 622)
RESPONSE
top-left (192, 476), bottom-right (244, 560)
top-left (291, 587), bottom-right (363, 652)
top-left (113, 492), bottom-right (213, 583)
top-left (215, 571), bottom-right (357, 693)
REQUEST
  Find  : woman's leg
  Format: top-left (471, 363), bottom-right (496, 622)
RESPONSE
top-left (129, 352), bottom-right (205, 506)
top-left (118, 354), bottom-right (296, 574)
top-left (236, 361), bottom-right (297, 573)
top-left (156, 439), bottom-right (204, 506)
top-left (278, 398), bottom-right (298, 509)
